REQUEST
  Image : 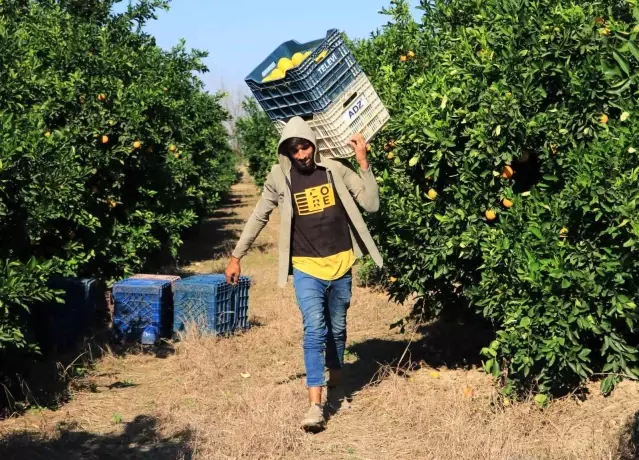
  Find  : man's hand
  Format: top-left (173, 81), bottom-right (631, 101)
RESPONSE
top-left (347, 133), bottom-right (370, 171)
top-left (225, 257), bottom-right (241, 285)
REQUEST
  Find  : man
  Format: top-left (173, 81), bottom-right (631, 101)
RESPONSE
top-left (225, 116), bottom-right (383, 432)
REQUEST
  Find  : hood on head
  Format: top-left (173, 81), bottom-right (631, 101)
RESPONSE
top-left (277, 116), bottom-right (321, 165)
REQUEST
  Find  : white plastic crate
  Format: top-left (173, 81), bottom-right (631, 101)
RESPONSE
top-left (275, 73), bottom-right (390, 159)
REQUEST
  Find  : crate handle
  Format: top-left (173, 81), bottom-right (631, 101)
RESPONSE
top-left (342, 91), bottom-right (359, 109)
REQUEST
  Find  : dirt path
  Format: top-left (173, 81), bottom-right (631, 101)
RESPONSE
top-left (1, 171), bottom-right (638, 460)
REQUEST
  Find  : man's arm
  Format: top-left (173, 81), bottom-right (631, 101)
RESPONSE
top-left (225, 169), bottom-right (279, 283)
top-left (341, 133), bottom-right (380, 213)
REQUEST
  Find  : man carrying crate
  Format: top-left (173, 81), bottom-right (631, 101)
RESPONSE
top-left (225, 116), bottom-right (383, 433)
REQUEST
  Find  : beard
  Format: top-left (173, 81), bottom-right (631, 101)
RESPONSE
top-left (292, 156), bottom-right (315, 173)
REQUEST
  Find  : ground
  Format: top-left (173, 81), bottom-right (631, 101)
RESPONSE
top-left (1, 171), bottom-right (639, 459)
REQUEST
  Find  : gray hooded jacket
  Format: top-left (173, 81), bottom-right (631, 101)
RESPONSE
top-left (232, 116), bottom-right (383, 287)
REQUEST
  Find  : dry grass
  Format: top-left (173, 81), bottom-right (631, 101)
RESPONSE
top-left (1, 171), bottom-right (639, 460)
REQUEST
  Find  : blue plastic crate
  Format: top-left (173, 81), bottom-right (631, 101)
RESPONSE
top-left (232, 276), bottom-right (251, 331)
top-left (173, 275), bottom-right (235, 336)
top-left (245, 29), bottom-right (362, 121)
top-left (30, 277), bottom-right (100, 353)
top-left (112, 278), bottom-right (173, 343)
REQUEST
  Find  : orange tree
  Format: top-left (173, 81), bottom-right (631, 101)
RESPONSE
top-left (0, 0), bottom-right (235, 355)
top-left (235, 97), bottom-right (278, 187)
top-left (352, 0), bottom-right (639, 396)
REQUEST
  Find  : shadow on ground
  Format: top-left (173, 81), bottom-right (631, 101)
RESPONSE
top-left (619, 410), bottom-right (639, 460)
top-left (0, 415), bottom-right (192, 460)
top-left (340, 316), bottom-right (495, 401)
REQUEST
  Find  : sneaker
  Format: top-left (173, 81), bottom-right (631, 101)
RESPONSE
top-left (301, 403), bottom-right (326, 433)
top-left (327, 386), bottom-right (351, 412)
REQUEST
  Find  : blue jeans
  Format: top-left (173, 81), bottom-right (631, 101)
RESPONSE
top-left (293, 268), bottom-right (352, 388)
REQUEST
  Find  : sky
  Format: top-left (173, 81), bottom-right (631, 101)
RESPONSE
top-left (114, 0), bottom-right (421, 96)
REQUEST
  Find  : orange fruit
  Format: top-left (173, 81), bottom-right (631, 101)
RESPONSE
top-left (108, 199), bottom-right (117, 208)
top-left (387, 152), bottom-right (394, 160)
top-left (400, 55), bottom-right (408, 62)
top-left (389, 276), bottom-right (398, 283)
top-left (98, 94), bottom-right (106, 102)
top-left (133, 141), bottom-right (142, 149)
top-left (503, 198), bottom-right (513, 208)
top-left (560, 227), bottom-right (568, 238)
top-left (173, 152), bottom-right (180, 159)
top-left (44, 131), bottom-right (51, 138)
top-left (501, 165), bottom-right (514, 179)
top-left (600, 28), bottom-right (611, 36)
top-left (408, 50), bottom-right (415, 58)
top-left (427, 189), bottom-right (438, 200)
top-left (101, 135), bottom-right (109, 144)
top-left (485, 209), bottom-right (497, 221)
top-left (169, 144), bottom-right (177, 152)
top-left (600, 113), bottom-right (609, 124)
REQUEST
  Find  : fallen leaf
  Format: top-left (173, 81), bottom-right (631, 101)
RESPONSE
top-left (429, 371), bottom-right (440, 379)
top-left (241, 373), bottom-right (251, 378)
top-left (463, 387), bottom-right (474, 398)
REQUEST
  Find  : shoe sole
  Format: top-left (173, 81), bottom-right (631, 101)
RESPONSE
top-left (302, 422), bottom-right (326, 433)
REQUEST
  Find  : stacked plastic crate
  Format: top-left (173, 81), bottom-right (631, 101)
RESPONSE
top-left (245, 29), bottom-right (390, 159)
top-left (30, 277), bottom-right (100, 354)
top-left (111, 278), bottom-right (173, 345)
top-left (173, 275), bottom-right (237, 337)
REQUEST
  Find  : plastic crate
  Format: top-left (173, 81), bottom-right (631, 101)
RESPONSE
top-left (30, 277), bottom-right (100, 353)
top-left (232, 276), bottom-right (251, 331)
top-left (173, 275), bottom-right (235, 336)
top-left (112, 278), bottom-right (173, 343)
top-left (245, 29), bottom-right (362, 121)
top-left (275, 73), bottom-right (390, 159)
top-left (130, 274), bottom-right (181, 284)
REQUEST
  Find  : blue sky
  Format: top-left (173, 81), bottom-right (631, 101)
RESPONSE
top-left (115, 0), bottom-right (421, 95)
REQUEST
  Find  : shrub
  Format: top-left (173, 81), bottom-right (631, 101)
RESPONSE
top-left (235, 97), bottom-right (278, 187)
top-left (0, 0), bottom-right (235, 356)
top-left (353, 0), bottom-right (639, 395)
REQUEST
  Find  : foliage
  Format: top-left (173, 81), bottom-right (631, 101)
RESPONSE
top-left (353, 0), bottom-right (639, 395)
top-left (236, 97), bottom-right (279, 186)
top-left (0, 0), bottom-right (235, 355)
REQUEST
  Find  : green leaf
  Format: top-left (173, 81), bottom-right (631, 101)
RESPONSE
top-left (534, 394), bottom-right (549, 408)
top-left (408, 156), bottom-right (420, 167)
top-left (520, 317), bottom-right (531, 328)
top-left (613, 50), bottom-right (631, 76)
top-left (628, 40), bottom-right (639, 62)
top-left (529, 227), bottom-right (544, 241)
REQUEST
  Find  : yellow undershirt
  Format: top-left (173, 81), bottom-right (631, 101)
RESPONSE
top-left (292, 249), bottom-right (356, 281)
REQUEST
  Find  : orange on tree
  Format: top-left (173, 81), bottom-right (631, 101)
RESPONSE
top-left (485, 209), bottom-right (497, 221)
top-left (169, 144), bottom-right (177, 152)
top-left (502, 198), bottom-right (513, 208)
top-left (44, 131), bottom-right (51, 137)
top-left (98, 93), bottom-right (106, 102)
top-left (408, 50), bottom-right (415, 58)
top-left (108, 199), bottom-right (117, 208)
top-left (501, 165), bottom-right (514, 179)
top-left (387, 152), bottom-right (394, 160)
top-left (400, 55), bottom-right (408, 62)
top-left (427, 189), bottom-right (438, 200)
top-left (560, 227), bottom-right (569, 238)
top-left (101, 135), bottom-right (109, 144)
top-left (173, 152), bottom-right (180, 159)
top-left (600, 113), bottom-right (609, 124)
top-left (133, 141), bottom-right (142, 149)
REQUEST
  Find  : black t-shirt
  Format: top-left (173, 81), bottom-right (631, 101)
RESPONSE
top-left (290, 166), bottom-right (352, 259)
